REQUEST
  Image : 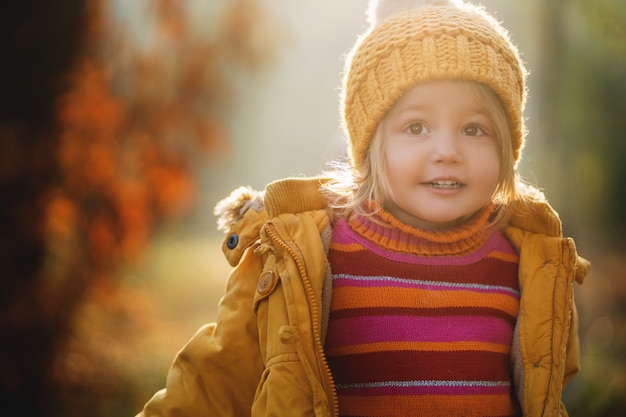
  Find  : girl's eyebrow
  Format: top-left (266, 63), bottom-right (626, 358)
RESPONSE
top-left (467, 109), bottom-right (494, 122)
top-left (397, 104), bottom-right (490, 117)
top-left (396, 104), bottom-right (429, 115)
top-left (467, 104), bottom-right (491, 114)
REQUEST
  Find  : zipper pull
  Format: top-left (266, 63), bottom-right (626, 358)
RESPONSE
top-left (254, 242), bottom-right (273, 256)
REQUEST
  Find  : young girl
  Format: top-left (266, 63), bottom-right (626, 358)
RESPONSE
top-left (138, 0), bottom-right (589, 416)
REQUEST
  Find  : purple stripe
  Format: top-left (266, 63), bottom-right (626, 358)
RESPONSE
top-left (325, 315), bottom-right (514, 347)
top-left (332, 275), bottom-right (520, 297)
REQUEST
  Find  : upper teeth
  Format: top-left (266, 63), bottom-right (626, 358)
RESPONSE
top-left (430, 180), bottom-right (460, 187)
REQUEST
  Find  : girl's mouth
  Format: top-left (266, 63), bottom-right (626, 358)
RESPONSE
top-left (425, 180), bottom-right (463, 188)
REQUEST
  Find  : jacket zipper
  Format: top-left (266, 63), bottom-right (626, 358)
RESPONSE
top-left (265, 223), bottom-right (339, 417)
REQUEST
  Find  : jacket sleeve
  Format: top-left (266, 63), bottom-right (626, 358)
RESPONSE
top-left (137, 207), bottom-right (267, 416)
top-left (504, 197), bottom-right (590, 417)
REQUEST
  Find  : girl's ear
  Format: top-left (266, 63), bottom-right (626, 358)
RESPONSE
top-left (367, 0), bottom-right (461, 27)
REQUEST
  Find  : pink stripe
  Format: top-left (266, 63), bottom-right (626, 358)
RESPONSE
top-left (325, 315), bottom-right (514, 347)
top-left (331, 222), bottom-right (359, 245)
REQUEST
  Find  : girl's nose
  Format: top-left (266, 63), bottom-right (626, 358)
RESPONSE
top-left (432, 131), bottom-right (462, 163)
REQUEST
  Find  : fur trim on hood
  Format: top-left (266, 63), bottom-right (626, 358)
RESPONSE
top-left (214, 186), bottom-right (265, 232)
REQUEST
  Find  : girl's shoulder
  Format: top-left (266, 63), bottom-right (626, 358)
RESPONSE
top-left (263, 176), bottom-right (332, 217)
top-left (504, 189), bottom-right (590, 285)
top-left (215, 176), bottom-right (332, 232)
top-left (214, 176), bottom-right (332, 266)
top-left (506, 184), bottom-right (562, 238)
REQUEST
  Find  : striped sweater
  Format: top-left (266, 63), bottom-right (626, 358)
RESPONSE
top-left (324, 206), bottom-right (521, 417)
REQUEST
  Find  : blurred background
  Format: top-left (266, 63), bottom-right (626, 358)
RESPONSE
top-left (0, 0), bottom-right (624, 416)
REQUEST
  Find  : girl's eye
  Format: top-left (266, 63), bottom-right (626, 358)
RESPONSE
top-left (407, 122), bottom-right (429, 135)
top-left (463, 125), bottom-right (486, 136)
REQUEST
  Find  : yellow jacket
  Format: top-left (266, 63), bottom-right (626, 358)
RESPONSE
top-left (138, 177), bottom-right (589, 417)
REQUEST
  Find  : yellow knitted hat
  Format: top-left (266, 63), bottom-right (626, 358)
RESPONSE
top-left (342, 0), bottom-right (527, 169)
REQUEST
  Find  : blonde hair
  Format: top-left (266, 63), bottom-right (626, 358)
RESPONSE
top-left (323, 81), bottom-right (525, 227)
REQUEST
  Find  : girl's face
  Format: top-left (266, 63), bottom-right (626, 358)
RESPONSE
top-left (382, 80), bottom-right (501, 229)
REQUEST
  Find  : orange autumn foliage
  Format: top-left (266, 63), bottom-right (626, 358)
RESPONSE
top-left (50, 0), bottom-right (275, 273)
top-left (0, 0), bottom-right (276, 416)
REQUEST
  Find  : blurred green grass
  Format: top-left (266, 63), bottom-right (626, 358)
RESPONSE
top-left (59, 234), bottom-right (231, 415)
top-left (125, 234), bottom-right (230, 402)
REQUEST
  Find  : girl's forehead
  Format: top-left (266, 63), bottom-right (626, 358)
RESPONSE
top-left (391, 80), bottom-right (488, 114)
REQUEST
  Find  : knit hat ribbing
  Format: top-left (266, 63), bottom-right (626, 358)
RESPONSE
top-left (342, 0), bottom-right (528, 169)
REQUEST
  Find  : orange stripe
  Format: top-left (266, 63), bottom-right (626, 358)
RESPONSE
top-left (339, 394), bottom-right (517, 416)
top-left (486, 250), bottom-right (519, 263)
top-left (332, 286), bottom-right (519, 317)
top-left (325, 340), bottom-right (510, 356)
top-left (330, 242), bottom-right (365, 252)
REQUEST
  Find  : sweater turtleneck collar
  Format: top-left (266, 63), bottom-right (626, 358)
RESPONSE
top-left (347, 203), bottom-right (496, 257)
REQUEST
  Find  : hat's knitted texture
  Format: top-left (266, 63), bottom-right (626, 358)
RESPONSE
top-left (342, 3), bottom-right (527, 169)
